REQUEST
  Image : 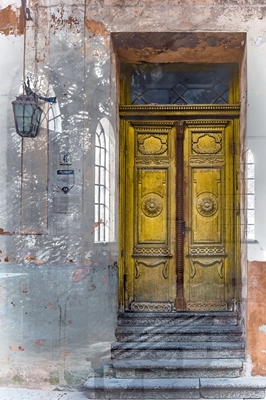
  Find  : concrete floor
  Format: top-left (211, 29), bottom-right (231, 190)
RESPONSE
top-left (0, 388), bottom-right (88, 400)
top-left (0, 387), bottom-right (260, 400)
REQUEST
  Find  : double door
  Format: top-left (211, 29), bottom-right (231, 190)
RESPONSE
top-left (120, 114), bottom-right (239, 312)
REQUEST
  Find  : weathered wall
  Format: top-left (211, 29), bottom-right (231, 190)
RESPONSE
top-left (0, 264), bottom-right (117, 388)
top-left (1, 0), bottom-right (266, 388)
top-left (247, 262), bottom-right (266, 376)
top-left (0, 0), bottom-right (118, 389)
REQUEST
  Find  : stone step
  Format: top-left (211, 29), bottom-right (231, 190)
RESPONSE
top-left (200, 377), bottom-right (266, 398)
top-left (118, 311), bottom-right (239, 327)
top-left (111, 341), bottom-right (245, 360)
top-left (84, 377), bottom-right (200, 399)
top-left (112, 358), bottom-right (243, 378)
top-left (84, 377), bottom-right (266, 399)
top-left (115, 325), bottom-right (242, 342)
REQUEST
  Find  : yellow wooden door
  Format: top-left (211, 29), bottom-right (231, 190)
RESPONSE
top-left (119, 115), bottom-right (239, 312)
top-left (120, 119), bottom-right (177, 312)
top-left (183, 119), bottom-right (238, 312)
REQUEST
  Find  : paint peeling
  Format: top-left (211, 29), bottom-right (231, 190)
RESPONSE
top-left (51, 8), bottom-right (79, 31)
top-left (72, 265), bottom-right (91, 282)
top-left (85, 19), bottom-right (107, 37)
top-left (256, 36), bottom-right (265, 46)
top-left (248, 262), bottom-right (266, 375)
top-left (0, 5), bottom-right (24, 36)
top-left (9, 344), bottom-right (25, 351)
top-left (0, 228), bottom-right (11, 235)
top-left (46, 302), bottom-right (57, 310)
top-left (259, 325), bottom-right (266, 335)
top-left (32, 259), bottom-right (45, 265)
top-left (35, 340), bottom-right (46, 346)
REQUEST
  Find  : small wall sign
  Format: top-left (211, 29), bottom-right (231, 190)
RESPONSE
top-left (60, 151), bottom-right (72, 165)
top-left (57, 170), bottom-right (75, 194)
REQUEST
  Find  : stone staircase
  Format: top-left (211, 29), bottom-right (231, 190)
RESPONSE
top-left (84, 311), bottom-right (266, 399)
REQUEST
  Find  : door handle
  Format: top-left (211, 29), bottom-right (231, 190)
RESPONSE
top-left (182, 221), bottom-right (186, 239)
top-left (181, 221), bottom-right (191, 239)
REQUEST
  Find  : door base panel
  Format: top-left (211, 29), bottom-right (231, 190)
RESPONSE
top-left (130, 301), bottom-right (173, 312)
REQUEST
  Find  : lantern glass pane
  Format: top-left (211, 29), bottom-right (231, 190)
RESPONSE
top-left (31, 107), bottom-right (42, 136)
top-left (15, 103), bottom-right (25, 117)
top-left (18, 116), bottom-right (30, 133)
top-left (25, 104), bottom-right (33, 114)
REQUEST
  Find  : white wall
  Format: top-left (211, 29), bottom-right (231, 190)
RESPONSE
top-left (246, 35), bottom-right (266, 261)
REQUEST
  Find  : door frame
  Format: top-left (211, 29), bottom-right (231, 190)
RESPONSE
top-left (118, 104), bottom-right (241, 312)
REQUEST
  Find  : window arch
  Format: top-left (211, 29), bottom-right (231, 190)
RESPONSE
top-left (94, 118), bottom-right (115, 243)
top-left (246, 149), bottom-right (255, 240)
top-left (48, 85), bottom-right (62, 133)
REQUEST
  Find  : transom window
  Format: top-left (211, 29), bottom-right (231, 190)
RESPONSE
top-left (123, 63), bottom-right (238, 105)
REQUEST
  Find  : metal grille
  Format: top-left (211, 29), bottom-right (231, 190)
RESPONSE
top-left (94, 122), bottom-right (109, 243)
top-left (130, 65), bottom-right (230, 105)
top-left (246, 149), bottom-right (255, 240)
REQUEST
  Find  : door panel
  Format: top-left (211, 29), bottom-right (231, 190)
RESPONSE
top-left (123, 120), bottom-right (177, 312)
top-left (192, 169), bottom-right (222, 244)
top-left (183, 120), bottom-right (235, 311)
top-left (137, 169), bottom-right (168, 244)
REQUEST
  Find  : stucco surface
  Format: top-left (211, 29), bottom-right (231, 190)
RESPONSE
top-left (248, 261), bottom-right (266, 376)
top-left (1, 0), bottom-right (266, 387)
top-left (0, 264), bottom-right (117, 388)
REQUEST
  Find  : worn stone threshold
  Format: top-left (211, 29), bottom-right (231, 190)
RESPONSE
top-left (84, 377), bottom-right (266, 399)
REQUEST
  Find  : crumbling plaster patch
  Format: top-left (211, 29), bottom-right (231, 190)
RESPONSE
top-left (83, 1), bottom-right (266, 34)
top-left (111, 32), bottom-right (246, 64)
top-left (248, 261), bottom-right (266, 376)
top-left (85, 19), bottom-right (107, 37)
top-left (51, 7), bottom-right (80, 31)
top-left (0, 5), bottom-right (24, 36)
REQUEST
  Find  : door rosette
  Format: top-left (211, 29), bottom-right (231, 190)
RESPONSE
top-left (141, 194), bottom-right (163, 218)
top-left (196, 193), bottom-right (218, 217)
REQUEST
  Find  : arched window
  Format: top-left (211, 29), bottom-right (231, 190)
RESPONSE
top-left (48, 85), bottom-right (62, 133)
top-left (246, 149), bottom-right (255, 240)
top-left (94, 118), bottom-right (115, 243)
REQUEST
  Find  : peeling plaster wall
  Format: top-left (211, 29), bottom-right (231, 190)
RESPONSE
top-left (1, 0), bottom-right (266, 387)
top-left (0, 0), bottom-right (118, 389)
top-left (247, 262), bottom-right (266, 376)
top-left (0, 2), bottom-right (24, 36)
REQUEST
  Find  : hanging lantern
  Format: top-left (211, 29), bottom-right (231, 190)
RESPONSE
top-left (12, 94), bottom-right (43, 138)
top-left (12, 79), bottom-right (56, 138)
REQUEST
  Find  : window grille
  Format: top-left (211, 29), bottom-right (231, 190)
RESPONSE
top-left (48, 85), bottom-right (62, 133)
top-left (246, 149), bottom-right (255, 240)
top-left (130, 64), bottom-right (231, 105)
top-left (94, 121), bottom-right (109, 243)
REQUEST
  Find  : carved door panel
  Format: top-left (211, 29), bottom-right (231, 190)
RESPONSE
top-left (120, 117), bottom-right (238, 312)
top-left (122, 120), bottom-right (177, 312)
top-left (183, 120), bottom-right (236, 311)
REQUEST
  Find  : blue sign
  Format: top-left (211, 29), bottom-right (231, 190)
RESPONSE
top-left (57, 170), bottom-right (75, 194)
